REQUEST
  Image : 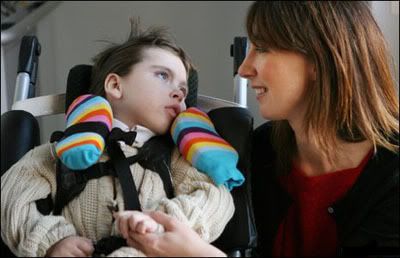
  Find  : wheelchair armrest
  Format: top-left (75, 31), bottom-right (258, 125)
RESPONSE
top-left (1, 110), bottom-right (40, 175)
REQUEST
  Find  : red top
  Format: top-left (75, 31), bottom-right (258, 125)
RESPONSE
top-left (272, 150), bottom-right (373, 257)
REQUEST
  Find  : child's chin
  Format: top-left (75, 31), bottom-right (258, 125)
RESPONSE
top-left (155, 126), bottom-right (169, 135)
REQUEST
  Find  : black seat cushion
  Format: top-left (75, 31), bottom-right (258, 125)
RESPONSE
top-left (1, 110), bottom-right (40, 175)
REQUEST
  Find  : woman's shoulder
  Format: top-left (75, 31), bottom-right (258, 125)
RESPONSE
top-left (251, 122), bottom-right (277, 173)
top-left (253, 121), bottom-right (275, 152)
top-left (373, 145), bottom-right (399, 176)
top-left (254, 121), bottom-right (274, 136)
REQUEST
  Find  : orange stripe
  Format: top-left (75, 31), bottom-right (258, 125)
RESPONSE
top-left (77, 109), bottom-right (112, 124)
top-left (57, 139), bottom-right (103, 157)
top-left (187, 108), bottom-right (209, 120)
top-left (182, 137), bottom-right (228, 157)
top-left (187, 141), bottom-right (235, 161)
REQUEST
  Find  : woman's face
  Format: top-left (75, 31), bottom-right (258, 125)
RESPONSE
top-left (238, 43), bottom-right (315, 123)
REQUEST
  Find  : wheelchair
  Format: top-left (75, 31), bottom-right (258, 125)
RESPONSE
top-left (1, 36), bottom-right (256, 257)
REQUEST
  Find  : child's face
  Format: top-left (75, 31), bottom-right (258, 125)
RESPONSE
top-left (115, 47), bottom-right (188, 134)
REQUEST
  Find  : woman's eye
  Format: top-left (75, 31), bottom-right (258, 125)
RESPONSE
top-left (157, 71), bottom-right (169, 81)
top-left (254, 46), bottom-right (268, 53)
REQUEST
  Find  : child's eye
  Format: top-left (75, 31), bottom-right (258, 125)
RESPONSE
top-left (156, 71), bottom-right (169, 81)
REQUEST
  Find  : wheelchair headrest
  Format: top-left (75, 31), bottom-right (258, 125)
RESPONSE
top-left (65, 64), bottom-right (198, 112)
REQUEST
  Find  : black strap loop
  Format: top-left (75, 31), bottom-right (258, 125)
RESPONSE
top-left (108, 128), bottom-right (137, 146)
top-left (50, 131), bottom-right (64, 143)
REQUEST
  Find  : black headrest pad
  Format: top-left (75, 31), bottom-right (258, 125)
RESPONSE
top-left (65, 65), bottom-right (93, 111)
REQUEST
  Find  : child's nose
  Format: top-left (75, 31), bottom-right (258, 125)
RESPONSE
top-left (171, 88), bottom-right (184, 102)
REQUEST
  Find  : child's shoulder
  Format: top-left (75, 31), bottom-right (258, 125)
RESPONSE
top-left (20, 142), bottom-right (57, 163)
top-left (171, 146), bottom-right (186, 166)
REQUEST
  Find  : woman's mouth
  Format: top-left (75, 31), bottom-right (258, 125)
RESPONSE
top-left (253, 87), bottom-right (268, 99)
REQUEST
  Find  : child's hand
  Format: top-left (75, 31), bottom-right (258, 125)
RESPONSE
top-left (45, 236), bottom-right (94, 257)
top-left (113, 211), bottom-right (159, 239)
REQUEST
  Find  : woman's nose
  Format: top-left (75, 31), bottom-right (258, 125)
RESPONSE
top-left (238, 55), bottom-right (256, 79)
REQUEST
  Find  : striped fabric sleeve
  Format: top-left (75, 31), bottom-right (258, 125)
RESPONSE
top-left (170, 107), bottom-right (244, 190)
top-left (55, 94), bottom-right (113, 170)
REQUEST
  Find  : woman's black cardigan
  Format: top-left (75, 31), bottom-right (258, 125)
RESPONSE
top-left (251, 122), bottom-right (399, 257)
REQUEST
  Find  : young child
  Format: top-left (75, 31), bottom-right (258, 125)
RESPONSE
top-left (1, 19), bottom-right (234, 257)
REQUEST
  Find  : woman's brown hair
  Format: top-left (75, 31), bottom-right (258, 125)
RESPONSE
top-left (247, 1), bottom-right (399, 174)
top-left (90, 18), bottom-right (192, 97)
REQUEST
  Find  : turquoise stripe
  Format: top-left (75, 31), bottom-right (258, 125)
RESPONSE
top-left (60, 144), bottom-right (102, 170)
top-left (176, 117), bottom-right (213, 126)
top-left (56, 132), bottom-right (102, 148)
top-left (192, 146), bottom-right (237, 166)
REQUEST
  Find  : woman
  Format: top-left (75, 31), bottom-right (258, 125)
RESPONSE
top-left (127, 2), bottom-right (399, 256)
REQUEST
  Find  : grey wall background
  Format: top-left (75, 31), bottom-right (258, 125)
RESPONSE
top-left (371, 1), bottom-right (399, 86)
top-left (35, 1), bottom-right (253, 142)
top-left (1, 1), bottom-right (398, 143)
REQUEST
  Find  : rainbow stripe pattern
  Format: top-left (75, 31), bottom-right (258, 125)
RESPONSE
top-left (171, 107), bottom-right (244, 190)
top-left (55, 94), bottom-right (113, 170)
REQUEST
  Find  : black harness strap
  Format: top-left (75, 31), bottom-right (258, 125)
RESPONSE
top-left (53, 160), bottom-right (115, 215)
top-left (130, 135), bottom-right (175, 199)
top-left (46, 130), bottom-right (176, 255)
top-left (50, 129), bottom-right (175, 216)
top-left (107, 140), bottom-right (141, 211)
top-left (154, 161), bottom-right (174, 199)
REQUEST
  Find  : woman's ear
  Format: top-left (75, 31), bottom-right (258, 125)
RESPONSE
top-left (104, 73), bottom-right (122, 99)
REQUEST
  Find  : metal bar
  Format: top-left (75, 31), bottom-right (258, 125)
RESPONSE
top-left (1, 2), bottom-right (61, 46)
top-left (13, 72), bottom-right (30, 103)
top-left (11, 93), bottom-right (65, 117)
top-left (231, 37), bottom-right (248, 107)
top-left (197, 94), bottom-right (245, 113)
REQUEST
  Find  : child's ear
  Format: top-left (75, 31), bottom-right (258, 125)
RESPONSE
top-left (104, 73), bottom-right (122, 99)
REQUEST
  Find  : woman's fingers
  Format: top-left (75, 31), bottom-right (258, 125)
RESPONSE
top-left (136, 219), bottom-right (158, 234)
top-left (77, 238), bottom-right (94, 256)
top-left (145, 211), bottom-right (178, 231)
top-left (118, 215), bottom-right (129, 239)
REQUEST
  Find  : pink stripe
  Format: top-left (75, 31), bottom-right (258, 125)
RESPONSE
top-left (84, 115), bottom-right (112, 130)
top-left (179, 132), bottom-right (226, 149)
top-left (66, 94), bottom-right (91, 117)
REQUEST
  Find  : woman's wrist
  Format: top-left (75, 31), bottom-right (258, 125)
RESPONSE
top-left (195, 242), bottom-right (226, 257)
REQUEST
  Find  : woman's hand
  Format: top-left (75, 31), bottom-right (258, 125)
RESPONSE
top-left (113, 210), bottom-right (159, 238)
top-left (127, 211), bottom-right (226, 257)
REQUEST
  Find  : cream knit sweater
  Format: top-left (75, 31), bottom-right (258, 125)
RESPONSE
top-left (1, 142), bottom-right (234, 257)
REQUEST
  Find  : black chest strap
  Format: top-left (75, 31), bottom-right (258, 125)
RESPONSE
top-left (51, 131), bottom-right (175, 215)
top-left (129, 134), bottom-right (175, 199)
top-left (47, 131), bottom-right (176, 255)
